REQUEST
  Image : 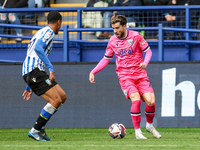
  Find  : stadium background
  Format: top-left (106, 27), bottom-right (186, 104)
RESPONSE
top-left (0, 0), bottom-right (200, 129)
top-left (0, 62), bottom-right (200, 128)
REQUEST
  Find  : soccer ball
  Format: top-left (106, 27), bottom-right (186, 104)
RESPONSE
top-left (108, 123), bottom-right (126, 139)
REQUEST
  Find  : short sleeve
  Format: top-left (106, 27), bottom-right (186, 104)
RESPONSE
top-left (104, 40), bottom-right (114, 59)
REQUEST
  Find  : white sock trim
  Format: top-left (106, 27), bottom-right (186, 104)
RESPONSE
top-left (146, 122), bottom-right (153, 129)
top-left (135, 128), bottom-right (142, 135)
top-left (31, 127), bottom-right (39, 133)
top-left (43, 103), bottom-right (57, 115)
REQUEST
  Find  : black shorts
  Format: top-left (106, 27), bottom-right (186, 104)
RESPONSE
top-left (23, 68), bottom-right (57, 96)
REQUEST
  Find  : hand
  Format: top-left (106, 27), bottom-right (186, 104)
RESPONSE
top-left (172, 0), bottom-right (176, 4)
top-left (113, 11), bottom-right (117, 15)
top-left (22, 89), bottom-right (33, 101)
top-left (165, 15), bottom-right (176, 21)
top-left (49, 71), bottom-right (55, 82)
top-left (139, 62), bottom-right (147, 69)
top-left (111, 11), bottom-right (117, 18)
top-left (89, 72), bottom-right (95, 84)
top-left (1, 14), bottom-right (6, 20)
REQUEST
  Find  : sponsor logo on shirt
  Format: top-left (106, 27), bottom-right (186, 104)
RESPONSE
top-left (117, 47), bottom-right (133, 56)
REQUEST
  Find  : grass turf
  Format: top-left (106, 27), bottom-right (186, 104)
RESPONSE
top-left (0, 128), bottom-right (200, 150)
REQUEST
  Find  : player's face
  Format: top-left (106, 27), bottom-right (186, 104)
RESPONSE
top-left (55, 20), bottom-right (62, 35)
top-left (112, 22), bottom-right (126, 39)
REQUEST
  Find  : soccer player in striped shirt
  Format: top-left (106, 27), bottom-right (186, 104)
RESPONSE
top-left (22, 11), bottom-right (67, 141)
top-left (89, 15), bottom-right (161, 139)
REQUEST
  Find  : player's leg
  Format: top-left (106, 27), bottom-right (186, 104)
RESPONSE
top-left (142, 92), bottom-right (161, 139)
top-left (142, 92), bottom-right (156, 125)
top-left (24, 69), bottom-right (67, 141)
top-left (51, 84), bottom-right (67, 105)
top-left (129, 92), bottom-right (147, 139)
top-left (41, 84), bottom-right (67, 108)
top-left (30, 84), bottom-right (67, 141)
top-left (40, 85), bottom-right (66, 141)
top-left (120, 79), bottom-right (147, 139)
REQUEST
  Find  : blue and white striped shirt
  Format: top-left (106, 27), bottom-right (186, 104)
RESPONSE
top-left (22, 26), bottom-right (55, 76)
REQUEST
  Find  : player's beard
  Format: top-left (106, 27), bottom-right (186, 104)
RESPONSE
top-left (118, 30), bottom-right (125, 39)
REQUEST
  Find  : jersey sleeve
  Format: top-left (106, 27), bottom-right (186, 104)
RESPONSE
top-left (35, 39), bottom-right (54, 72)
top-left (138, 34), bottom-right (150, 52)
top-left (34, 28), bottom-right (55, 72)
top-left (91, 57), bottom-right (110, 75)
top-left (104, 40), bottom-right (114, 59)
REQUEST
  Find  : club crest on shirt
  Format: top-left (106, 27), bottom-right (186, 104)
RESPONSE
top-left (128, 39), bottom-right (133, 45)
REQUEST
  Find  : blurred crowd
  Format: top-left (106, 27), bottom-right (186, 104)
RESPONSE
top-left (82, 0), bottom-right (200, 39)
top-left (0, 0), bottom-right (200, 41)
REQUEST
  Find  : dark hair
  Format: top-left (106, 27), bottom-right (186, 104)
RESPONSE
top-left (110, 15), bottom-right (127, 26)
top-left (47, 10), bottom-right (62, 24)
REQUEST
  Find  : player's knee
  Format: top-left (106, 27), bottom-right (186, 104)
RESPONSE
top-left (50, 96), bottom-right (62, 108)
top-left (56, 97), bottom-right (63, 105)
top-left (61, 94), bottom-right (67, 103)
top-left (129, 92), bottom-right (140, 102)
top-left (146, 99), bottom-right (155, 105)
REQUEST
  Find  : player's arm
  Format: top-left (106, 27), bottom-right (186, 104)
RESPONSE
top-left (34, 39), bottom-right (55, 82)
top-left (139, 48), bottom-right (152, 69)
top-left (89, 57), bottom-right (111, 84)
top-left (89, 40), bottom-right (114, 83)
top-left (22, 84), bottom-right (33, 101)
top-left (138, 34), bottom-right (152, 69)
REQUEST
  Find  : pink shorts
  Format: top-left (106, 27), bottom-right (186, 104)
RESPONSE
top-left (119, 78), bottom-right (154, 99)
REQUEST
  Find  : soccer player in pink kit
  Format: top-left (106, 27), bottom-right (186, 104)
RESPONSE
top-left (89, 15), bottom-right (161, 139)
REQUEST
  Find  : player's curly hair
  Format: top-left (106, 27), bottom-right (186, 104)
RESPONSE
top-left (110, 15), bottom-right (127, 26)
top-left (47, 10), bottom-right (62, 24)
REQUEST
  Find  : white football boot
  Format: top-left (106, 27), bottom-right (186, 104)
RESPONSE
top-left (146, 126), bottom-right (161, 138)
top-left (135, 132), bottom-right (147, 139)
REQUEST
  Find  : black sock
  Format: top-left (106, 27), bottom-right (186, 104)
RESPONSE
top-left (33, 115), bottom-right (49, 131)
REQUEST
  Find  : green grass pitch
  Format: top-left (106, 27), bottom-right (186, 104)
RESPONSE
top-left (0, 128), bottom-right (200, 150)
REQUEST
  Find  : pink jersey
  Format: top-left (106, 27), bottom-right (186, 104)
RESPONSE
top-left (104, 30), bottom-right (150, 80)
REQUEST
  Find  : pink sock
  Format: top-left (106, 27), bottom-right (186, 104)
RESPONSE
top-left (145, 104), bottom-right (156, 124)
top-left (130, 100), bottom-right (141, 129)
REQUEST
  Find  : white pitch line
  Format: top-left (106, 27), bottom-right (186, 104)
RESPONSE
top-left (2, 144), bottom-right (196, 147)
top-left (3, 145), bottom-right (74, 147)
top-left (3, 144), bottom-right (200, 147)
top-left (83, 145), bottom-right (180, 147)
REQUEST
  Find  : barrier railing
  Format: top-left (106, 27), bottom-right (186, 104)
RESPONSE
top-left (64, 24), bottom-right (200, 62)
top-left (0, 5), bottom-right (199, 40)
top-left (0, 6), bottom-right (200, 62)
top-left (0, 23), bottom-right (200, 62)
